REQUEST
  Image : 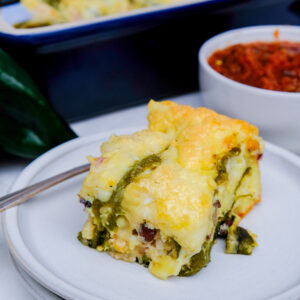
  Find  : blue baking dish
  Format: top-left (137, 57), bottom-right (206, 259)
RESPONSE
top-left (0, 0), bottom-right (295, 121)
top-left (0, 0), bottom-right (258, 47)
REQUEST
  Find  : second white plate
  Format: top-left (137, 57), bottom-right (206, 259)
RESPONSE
top-left (10, 253), bottom-right (62, 300)
top-left (3, 128), bottom-right (300, 300)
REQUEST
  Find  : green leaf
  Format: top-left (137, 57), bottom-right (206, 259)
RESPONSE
top-left (0, 49), bottom-right (77, 158)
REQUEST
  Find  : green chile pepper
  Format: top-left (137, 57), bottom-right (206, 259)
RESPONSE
top-left (0, 49), bottom-right (77, 158)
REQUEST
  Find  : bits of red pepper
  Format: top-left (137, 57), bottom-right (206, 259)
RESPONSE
top-left (139, 223), bottom-right (157, 242)
top-left (79, 197), bottom-right (92, 208)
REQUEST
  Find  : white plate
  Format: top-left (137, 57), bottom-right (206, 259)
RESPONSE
top-left (3, 128), bottom-right (300, 300)
top-left (10, 253), bottom-right (62, 300)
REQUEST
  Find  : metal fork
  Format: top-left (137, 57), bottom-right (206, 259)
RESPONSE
top-left (0, 163), bottom-right (90, 212)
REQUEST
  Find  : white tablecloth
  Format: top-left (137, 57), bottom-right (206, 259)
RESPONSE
top-left (0, 93), bottom-right (201, 299)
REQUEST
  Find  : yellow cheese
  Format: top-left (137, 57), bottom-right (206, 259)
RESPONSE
top-left (78, 100), bottom-right (264, 279)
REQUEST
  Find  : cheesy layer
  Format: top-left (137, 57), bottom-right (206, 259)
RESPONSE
top-left (78, 100), bottom-right (264, 279)
top-left (17, 0), bottom-right (184, 27)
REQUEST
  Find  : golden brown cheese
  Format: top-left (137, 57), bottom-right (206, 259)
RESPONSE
top-left (78, 100), bottom-right (264, 280)
top-left (148, 100), bottom-right (261, 171)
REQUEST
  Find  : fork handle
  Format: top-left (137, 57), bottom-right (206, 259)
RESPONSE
top-left (0, 163), bottom-right (90, 212)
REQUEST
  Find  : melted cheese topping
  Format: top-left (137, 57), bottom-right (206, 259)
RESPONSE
top-left (79, 100), bottom-right (264, 279)
top-left (80, 130), bottom-right (171, 202)
top-left (123, 161), bottom-right (216, 251)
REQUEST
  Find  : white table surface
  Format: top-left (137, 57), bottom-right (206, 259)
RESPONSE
top-left (0, 93), bottom-right (201, 299)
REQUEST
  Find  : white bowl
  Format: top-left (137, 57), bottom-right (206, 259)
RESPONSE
top-left (199, 25), bottom-right (300, 153)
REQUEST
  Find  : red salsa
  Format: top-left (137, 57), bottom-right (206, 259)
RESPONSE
top-left (208, 41), bottom-right (300, 92)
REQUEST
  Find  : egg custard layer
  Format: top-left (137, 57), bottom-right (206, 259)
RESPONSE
top-left (78, 100), bottom-right (264, 280)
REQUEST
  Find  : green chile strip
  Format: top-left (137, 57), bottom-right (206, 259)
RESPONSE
top-left (215, 147), bottom-right (241, 184)
top-left (178, 210), bottom-right (233, 277)
top-left (234, 167), bottom-right (251, 194)
top-left (101, 154), bottom-right (161, 230)
top-left (225, 226), bottom-right (256, 255)
top-left (179, 212), bottom-right (232, 276)
top-left (179, 242), bottom-right (212, 277)
top-left (43, 0), bottom-right (61, 7)
top-left (180, 149), bottom-right (255, 276)
top-left (110, 154), bottom-right (161, 204)
top-left (78, 154), bottom-right (162, 248)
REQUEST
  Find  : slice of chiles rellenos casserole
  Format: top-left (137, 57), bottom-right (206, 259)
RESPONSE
top-left (78, 100), bottom-right (264, 279)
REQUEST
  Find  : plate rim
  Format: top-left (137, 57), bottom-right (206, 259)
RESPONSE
top-left (9, 252), bottom-right (62, 300)
top-left (2, 128), bottom-right (300, 300)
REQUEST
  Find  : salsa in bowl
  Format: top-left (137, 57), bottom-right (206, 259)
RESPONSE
top-left (208, 41), bottom-right (300, 93)
top-left (199, 25), bottom-right (300, 153)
